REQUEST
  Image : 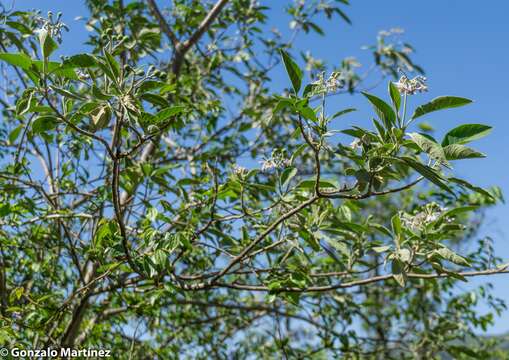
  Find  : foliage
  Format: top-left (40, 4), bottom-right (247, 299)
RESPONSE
top-left (0, 0), bottom-right (507, 358)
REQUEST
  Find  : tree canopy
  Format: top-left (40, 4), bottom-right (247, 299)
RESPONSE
top-left (0, 0), bottom-right (507, 358)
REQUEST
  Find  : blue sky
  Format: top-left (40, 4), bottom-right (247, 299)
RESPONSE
top-left (16, 0), bottom-right (509, 333)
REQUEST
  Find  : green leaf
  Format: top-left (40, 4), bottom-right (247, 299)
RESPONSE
top-left (441, 124), bottom-right (492, 146)
top-left (16, 88), bottom-right (35, 115)
top-left (141, 93), bottom-right (168, 107)
top-left (448, 177), bottom-right (495, 200)
top-left (372, 245), bottom-right (391, 253)
top-left (408, 132), bottom-right (447, 163)
top-left (154, 106), bottom-right (186, 123)
top-left (335, 8), bottom-right (352, 25)
top-left (435, 247), bottom-right (470, 266)
top-left (398, 156), bottom-right (454, 195)
top-left (38, 29), bottom-right (58, 59)
top-left (50, 85), bottom-right (85, 100)
top-left (0, 52), bottom-right (33, 70)
top-left (411, 96), bottom-right (472, 120)
top-left (391, 259), bottom-right (406, 287)
top-left (335, 222), bottom-right (368, 235)
top-left (93, 219), bottom-right (118, 249)
top-left (297, 179), bottom-right (337, 190)
top-left (6, 21), bottom-right (32, 34)
top-left (388, 81), bottom-right (401, 111)
top-left (280, 166), bottom-right (297, 188)
top-left (92, 85), bottom-right (113, 101)
top-left (63, 54), bottom-right (98, 68)
top-left (104, 51), bottom-right (120, 79)
top-left (299, 229), bottom-right (320, 251)
top-left (9, 125), bottom-right (23, 144)
top-left (32, 115), bottom-right (58, 134)
top-left (443, 144), bottom-right (485, 160)
top-left (279, 49), bottom-right (303, 94)
top-left (440, 205), bottom-right (478, 220)
top-left (297, 104), bottom-right (318, 122)
top-left (331, 108), bottom-right (356, 120)
top-left (90, 105), bottom-right (111, 130)
top-left (361, 92), bottom-right (396, 128)
top-left (137, 80), bottom-right (167, 94)
top-left (391, 213), bottom-right (401, 237)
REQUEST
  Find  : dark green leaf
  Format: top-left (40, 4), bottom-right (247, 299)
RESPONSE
top-left (154, 106), bottom-right (186, 123)
top-left (32, 115), bottom-right (58, 134)
top-left (388, 81), bottom-right (401, 111)
top-left (442, 124), bottom-right (492, 146)
top-left (38, 29), bottom-right (58, 59)
top-left (448, 177), bottom-right (495, 200)
top-left (280, 167), bottom-right (297, 188)
top-left (141, 93), bottom-right (168, 107)
top-left (443, 144), bottom-right (485, 160)
top-left (408, 132), bottom-right (446, 163)
top-left (361, 92), bottom-right (396, 128)
top-left (331, 108), bottom-right (356, 120)
top-left (104, 51), bottom-right (120, 79)
top-left (63, 54), bottom-right (98, 68)
top-left (411, 96), bottom-right (472, 120)
top-left (279, 49), bottom-right (303, 94)
top-left (50, 85), bottom-right (86, 100)
top-left (297, 179), bottom-right (337, 190)
top-left (0, 52), bottom-right (32, 70)
top-left (398, 156), bottom-right (454, 195)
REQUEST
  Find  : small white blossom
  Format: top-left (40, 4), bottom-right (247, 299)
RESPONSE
top-left (394, 74), bottom-right (428, 95)
top-left (312, 71), bottom-right (345, 95)
top-left (349, 138), bottom-right (361, 149)
top-left (401, 203), bottom-right (447, 231)
top-left (259, 150), bottom-right (290, 173)
top-left (76, 69), bottom-right (90, 80)
top-left (260, 159), bottom-right (277, 172)
top-left (233, 164), bottom-right (248, 177)
top-left (35, 11), bottom-right (69, 44)
top-left (378, 27), bottom-right (405, 38)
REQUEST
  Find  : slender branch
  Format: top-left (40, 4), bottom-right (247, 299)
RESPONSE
top-left (208, 195), bottom-right (319, 284)
top-left (172, 0), bottom-right (230, 73)
top-left (146, 0), bottom-right (179, 48)
top-left (211, 266), bottom-right (509, 293)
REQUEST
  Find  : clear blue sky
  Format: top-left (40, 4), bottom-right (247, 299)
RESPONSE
top-left (17, 0), bottom-right (509, 334)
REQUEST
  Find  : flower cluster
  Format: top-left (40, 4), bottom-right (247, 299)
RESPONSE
top-left (35, 11), bottom-right (69, 43)
top-left (394, 74), bottom-right (428, 95)
top-left (311, 71), bottom-right (345, 95)
top-left (378, 27), bottom-right (405, 38)
top-left (232, 164), bottom-right (248, 177)
top-left (260, 150), bottom-right (291, 172)
top-left (401, 203), bottom-right (448, 232)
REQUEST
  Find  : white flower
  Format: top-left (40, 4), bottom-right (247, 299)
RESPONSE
top-left (259, 151), bottom-right (290, 173)
top-left (401, 203), bottom-right (447, 231)
top-left (76, 69), bottom-right (90, 80)
top-left (311, 71), bottom-right (345, 95)
top-left (378, 28), bottom-right (405, 38)
top-left (394, 75), bottom-right (428, 95)
top-left (233, 164), bottom-right (248, 177)
top-left (35, 12), bottom-right (69, 44)
top-left (260, 159), bottom-right (276, 172)
top-left (349, 138), bottom-right (361, 149)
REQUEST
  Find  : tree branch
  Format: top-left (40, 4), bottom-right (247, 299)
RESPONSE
top-left (146, 0), bottom-right (179, 48)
